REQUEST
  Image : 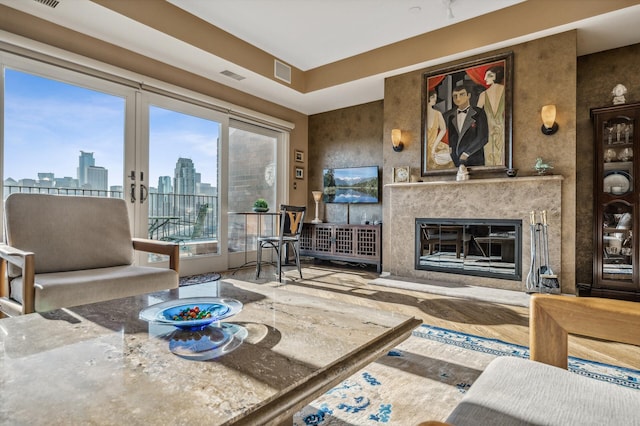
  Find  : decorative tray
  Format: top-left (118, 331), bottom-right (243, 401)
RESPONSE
top-left (139, 297), bottom-right (243, 331)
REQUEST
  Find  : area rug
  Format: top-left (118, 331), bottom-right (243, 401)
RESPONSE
top-left (178, 272), bottom-right (221, 286)
top-left (293, 324), bottom-right (640, 425)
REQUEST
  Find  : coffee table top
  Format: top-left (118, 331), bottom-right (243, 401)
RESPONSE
top-left (0, 279), bottom-right (420, 425)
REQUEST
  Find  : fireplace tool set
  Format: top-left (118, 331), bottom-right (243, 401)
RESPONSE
top-left (526, 210), bottom-right (560, 293)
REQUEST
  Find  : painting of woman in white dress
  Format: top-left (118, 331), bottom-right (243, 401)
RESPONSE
top-left (426, 90), bottom-right (453, 170)
top-left (477, 65), bottom-right (505, 166)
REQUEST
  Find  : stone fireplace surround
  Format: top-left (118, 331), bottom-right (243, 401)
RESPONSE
top-left (384, 175), bottom-right (563, 292)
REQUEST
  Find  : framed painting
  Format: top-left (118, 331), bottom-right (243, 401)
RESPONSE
top-left (295, 150), bottom-right (304, 163)
top-left (420, 52), bottom-right (513, 176)
top-left (295, 167), bottom-right (304, 179)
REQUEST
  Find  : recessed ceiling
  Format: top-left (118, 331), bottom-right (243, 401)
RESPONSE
top-left (167, 0), bottom-right (526, 71)
top-left (1, 0), bottom-right (640, 115)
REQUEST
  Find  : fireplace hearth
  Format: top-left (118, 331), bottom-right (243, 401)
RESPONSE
top-left (415, 218), bottom-right (522, 281)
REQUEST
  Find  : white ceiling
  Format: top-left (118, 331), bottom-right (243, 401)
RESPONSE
top-left (3, 0), bottom-right (640, 115)
top-left (168, 0), bottom-right (526, 71)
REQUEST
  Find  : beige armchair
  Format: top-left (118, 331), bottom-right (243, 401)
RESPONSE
top-left (0, 193), bottom-right (180, 316)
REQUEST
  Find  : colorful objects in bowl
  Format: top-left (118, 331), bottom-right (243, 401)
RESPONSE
top-left (139, 297), bottom-right (243, 331)
top-left (161, 303), bottom-right (229, 330)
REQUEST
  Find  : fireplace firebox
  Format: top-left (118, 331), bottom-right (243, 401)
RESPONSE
top-left (415, 218), bottom-right (522, 281)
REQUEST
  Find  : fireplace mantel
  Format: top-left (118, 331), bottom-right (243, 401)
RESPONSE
top-left (383, 174), bottom-right (564, 292)
top-left (385, 174), bottom-right (563, 188)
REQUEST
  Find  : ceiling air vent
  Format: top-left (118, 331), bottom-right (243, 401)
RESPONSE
top-left (220, 70), bottom-right (246, 81)
top-left (33, 0), bottom-right (60, 8)
top-left (274, 59), bottom-right (291, 84)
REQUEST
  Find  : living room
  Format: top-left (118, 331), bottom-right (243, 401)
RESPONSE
top-left (1, 1), bottom-right (640, 424)
top-left (2, 0), bottom-right (640, 295)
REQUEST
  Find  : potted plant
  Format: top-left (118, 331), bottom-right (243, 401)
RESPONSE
top-left (253, 198), bottom-right (269, 212)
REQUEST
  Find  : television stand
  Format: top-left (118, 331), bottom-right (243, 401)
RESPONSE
top-left (300, 223), bottom-right (382, 273)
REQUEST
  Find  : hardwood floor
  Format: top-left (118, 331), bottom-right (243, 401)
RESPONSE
top-left (223, 260), bottom-right (640, 370)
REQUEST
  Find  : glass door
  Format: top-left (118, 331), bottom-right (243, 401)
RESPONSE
top-left (227, 120), bottom-right (286, 268)
top-left (139, 94), bottom-right (228, 275)
top-left (2, 63), bottom-right (132, 209)
top-left (601, 114), bottom-right (634, 285)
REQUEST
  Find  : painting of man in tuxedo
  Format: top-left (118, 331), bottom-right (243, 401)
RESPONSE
top-left (445, 84), bottom-right (489, 167)
top-left (421, 52), bottom-right (512, 176)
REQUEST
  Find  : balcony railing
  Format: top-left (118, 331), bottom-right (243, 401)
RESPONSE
top-left (4, 185), bottom-right (219, 245)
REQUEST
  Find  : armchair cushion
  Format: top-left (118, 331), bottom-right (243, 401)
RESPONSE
top-left (446, 356), bottom-right (640, 426)
top-left (5, 194), bottom-right (133, 274)
top-left (10, 264), bottom-right (178, 312)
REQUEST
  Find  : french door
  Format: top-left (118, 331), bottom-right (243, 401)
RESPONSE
top-left (2, 50), bottom-right (289, 276)
top-left (1, 56), bottom-right (230, 274)
top-left (138, 94), bottom-right (228, 274)
top-left (1, 56), bottom-right (134, 221)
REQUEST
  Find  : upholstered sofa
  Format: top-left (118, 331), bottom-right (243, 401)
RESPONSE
top-left (421, 294), bottom-right (640, 426)
top-left (0, 193), bottom-right (179, 315)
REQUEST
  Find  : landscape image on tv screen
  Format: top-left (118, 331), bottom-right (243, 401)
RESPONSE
top-left (322, 166), bottom-right (379, 204)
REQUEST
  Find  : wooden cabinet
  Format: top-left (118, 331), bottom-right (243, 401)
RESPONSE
top-left (300, 223), bottom-right (382, 272)
top-left (588, 102), bottom-right (640, 300)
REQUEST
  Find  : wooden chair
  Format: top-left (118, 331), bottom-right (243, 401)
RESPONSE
top-left (255, 205), bottom-right (306, 282)
top-left (0, 193), bottom-right (179, 315)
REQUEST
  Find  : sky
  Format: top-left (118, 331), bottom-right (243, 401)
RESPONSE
top-left (4, 68), bottom-right (219, 188)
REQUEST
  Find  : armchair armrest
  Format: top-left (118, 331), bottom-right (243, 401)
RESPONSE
top-left (132, 238), bottom-right (180, 274)
top-left (530, 294), bottom-right (640, 369)
top-left (0, 244), bottom-right (35, 315)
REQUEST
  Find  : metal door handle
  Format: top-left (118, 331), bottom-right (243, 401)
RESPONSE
top-left (130, 183), bottom-right (136, 203)
top-left (140, 184), bottom-right (148, 203)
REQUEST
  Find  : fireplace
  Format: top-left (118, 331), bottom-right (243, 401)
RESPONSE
top-left (384, 175), bottom-right (564, 292)
top-left (415, 218), bottom-right (522, 281)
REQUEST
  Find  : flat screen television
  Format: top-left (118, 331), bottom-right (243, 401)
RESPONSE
top-left (322, 166), bottom-right (380, 204)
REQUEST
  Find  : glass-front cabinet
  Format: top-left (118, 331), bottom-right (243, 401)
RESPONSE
top-left (590, 102), bottom-right (640, 301)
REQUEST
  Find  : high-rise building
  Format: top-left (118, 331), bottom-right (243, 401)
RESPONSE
top-left (87, 166), bottom-right (108, 190)
top-left (158, 176), bottom-right (172, 194)
top-left (78, 151), bottom-right (95, 186)
top-left (174, 158), bottom-right (196, 195)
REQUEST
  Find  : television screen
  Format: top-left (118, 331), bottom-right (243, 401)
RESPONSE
top-left (322, 166), bottom-right (380, 204)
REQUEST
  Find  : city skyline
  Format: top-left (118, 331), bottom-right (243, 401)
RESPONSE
top-left (4, 68), bottom-right (219, 190)
top-left (3, 151), bottom-right (216, 195)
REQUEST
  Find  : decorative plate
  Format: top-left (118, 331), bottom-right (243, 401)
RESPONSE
top-left (604, 170), bottom-right (631, 194)
top-left (139, 297), bottom-right (243, 331)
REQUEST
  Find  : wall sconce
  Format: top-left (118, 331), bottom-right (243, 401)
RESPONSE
top-left (541, 105), bottom-right (558, 135)
top-left (311, 190), bottom-right (323, 224)
top-left (391, 129), bottom-right (404, 152)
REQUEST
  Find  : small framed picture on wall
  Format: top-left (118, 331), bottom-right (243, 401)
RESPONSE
top-left (295, 167), bottom-right (304, 179)
top-left (295, 150), bottom-right (304, 163)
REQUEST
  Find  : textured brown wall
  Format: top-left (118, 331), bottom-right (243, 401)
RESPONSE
top-left (383, 31), bottom-right (577, 291)
top-left (576, 43), bottom-right (640, 285)
top-left (308, 101), bottom-right (384, 224)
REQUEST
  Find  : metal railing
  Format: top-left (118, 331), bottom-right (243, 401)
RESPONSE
top-left (4, 185), bottom-right (219, 243)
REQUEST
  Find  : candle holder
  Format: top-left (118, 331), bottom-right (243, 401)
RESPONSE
top-left (311, 191), bottom-right (323, 224)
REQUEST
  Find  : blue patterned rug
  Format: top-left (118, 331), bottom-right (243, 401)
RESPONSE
top-left (294, 324), bottom-right (640, 425)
